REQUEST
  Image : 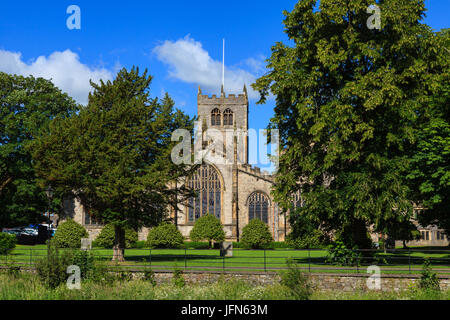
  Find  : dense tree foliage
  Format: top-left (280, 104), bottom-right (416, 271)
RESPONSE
top-left (253, 0), bottom-right (446, 248)
top-left (407, 118), bottom-right (449, 235)
top-left (240, 219), bottom-right (273, 249)
top-left (189, 214), bottom-right (225, 248)
top-left (94, 223), bottom-right (138, 249)
top-left (0, 73), bottom-right (78, 229)
top-left (407, 29), bottom-right (450, 235)
top-left (286, 212), bottom-right (330, 249)
top-left (31, 67), bottom-right (194, 261)
top-left (0, 232), bottom-right (17, 254)
top-left (52, 219), bottom-right (89, 249)
top-left (147, 223), bottom-right (184, 249)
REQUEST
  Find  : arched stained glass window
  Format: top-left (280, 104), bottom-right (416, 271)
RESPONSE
top-left (211, 108), bottom-right (221, 126)
top-left (223, 109), bottom-right (233, 126)
top-left (188, 165), bottom-right (221, 222)
top-left (248, 192), bottom-right (270, 224)
top-left (84, 211), bottom-right (101, 226)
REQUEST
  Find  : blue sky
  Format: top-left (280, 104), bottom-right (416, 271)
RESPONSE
top-left (0, 0), bottom-right (448, 171)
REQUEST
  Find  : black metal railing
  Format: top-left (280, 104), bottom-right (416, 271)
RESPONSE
top-left (1, 247), bottom-right (450, 275)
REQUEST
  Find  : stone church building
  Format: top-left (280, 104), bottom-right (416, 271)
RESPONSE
top-left (60, 86), bottom-right (448, 247)
top-left (61, 86), bottom-right (289, 242)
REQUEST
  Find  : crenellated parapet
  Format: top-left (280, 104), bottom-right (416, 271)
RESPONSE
top-left (238, 163), bottom-right (274, 182)
top-left (198, 85), bottom-right (248, 105)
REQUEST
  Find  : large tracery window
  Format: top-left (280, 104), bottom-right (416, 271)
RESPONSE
top-left (223, 109), bottom-right (233, 126)
top-left (211, 108), bottom-right (221, 126)
top-left (248, 192), bottom-right (270, 224)
top-left (188, 165), bottom-right (221, 222)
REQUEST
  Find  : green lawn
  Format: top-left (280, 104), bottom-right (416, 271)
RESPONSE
top-left (2, 245), bottom-right (449, 275)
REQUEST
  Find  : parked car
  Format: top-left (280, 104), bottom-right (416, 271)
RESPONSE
top-left (1, 224), bottom-right (54, 245)
top-left (2, 228), bottom-right (23, 235)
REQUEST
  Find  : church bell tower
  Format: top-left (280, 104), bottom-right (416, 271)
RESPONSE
top-left (197, 85), bottom-right (249, 164)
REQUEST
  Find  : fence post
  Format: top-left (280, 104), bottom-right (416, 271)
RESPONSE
top-left (264, 249), bottom-right (266, 272)
top-left (356, 251), bottom-right (359, 274)
top-left (308, 248), bottom-right (311, 273)
top-left (408, 249), bottom-right (411, 274)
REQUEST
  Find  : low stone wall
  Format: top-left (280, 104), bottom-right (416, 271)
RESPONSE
top-left (151, 272), bottom-right (278, 287)
top-left (148, 271), bottom-right (450, 292)
top-left (4, 266), bottom-right (448, 292)
top-left (307, 273), bottom-right (449, 292)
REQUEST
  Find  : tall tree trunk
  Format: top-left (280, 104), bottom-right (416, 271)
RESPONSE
top-left (112, 225), bottom-right (125, 262)
top-left (340, 219), bottom-right (373, 252)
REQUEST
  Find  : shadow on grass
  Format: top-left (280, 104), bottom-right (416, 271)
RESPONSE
top-left (92, 252), bottom-right (223, 265)
top-left (290, 253), bottom-right (450, 267)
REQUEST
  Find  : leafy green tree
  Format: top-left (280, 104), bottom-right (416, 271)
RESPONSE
top-left (419, 259), bottom-right (440, 291)
top-left (30, 67), bottom-right (194, 261)
top-left (240, 219), bottom-right (273, 249)
top-left (253, 0), bottom-right (445, 248)
top-left (280, 259), bottom-right (313, 300)
top-left (35, 243), bottom-right (74, 288)
top-left (408, 118), bottom-right (450, 235)
top-left (0, 232), bottom-right (17, 254)
top-left (52, 219), bottom-right (89, 248)
top-left (286, 210), bottom-right (330, 248)
top-left (406, 29), bottom-right (449, 236)
top-left (326, 240), bottom-right (361, 266)
top-left (0, 72), bottom-right (78, 229)
top-left (406, 28), bottom-right (449, 235)
top-left (147, 223), bottom-right (184, 249)
top-left (389, 220), bottom-right (421, 249)
top-left (375, 216), bottom-right (420, 250)
top-left (189, 214), bottom-right (225, 248)
top-left (94, 223), bottom-right (138, 249)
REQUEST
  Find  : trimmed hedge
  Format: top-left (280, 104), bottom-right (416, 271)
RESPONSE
top-left (52, 219), bottom-right (89, 248)
top-left (134, 241), bottom-right (147, 249)
top-left (0, 232), bottom-right (17, 254)
top-left (240, 219), bottom-right (273, 249)
top-left (147, 223), bottom-right (184, 249)
top-left (189, 214), bottom-right (225, 247)
top-left (93, 224), bottom-right (138, 249)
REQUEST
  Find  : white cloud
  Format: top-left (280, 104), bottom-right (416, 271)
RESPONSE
top-left (153, 36), bottom-right (265, 100)
top-left (242, 56), bottom-right (267, 74)
top-left (0, 49), bottom-right (113, 105)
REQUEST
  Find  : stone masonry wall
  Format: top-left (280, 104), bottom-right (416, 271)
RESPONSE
top-left (146, 271), bottom-right (450, 292)
top-left (8, 266), bottom-right (449, 292)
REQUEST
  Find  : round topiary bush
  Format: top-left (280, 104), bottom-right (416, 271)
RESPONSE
top-left (189, 214), bottom-right (225, 248)
top-left (94, 224), bottom-right (138, 249)
top-left (147, 223), bottom-right (184, 249)
top-left (52, 219), bottom-right (89, 248)
top-left (240, 219), bottom-right (273, 249)
top-left (0, 232), bottom-right (17, 254)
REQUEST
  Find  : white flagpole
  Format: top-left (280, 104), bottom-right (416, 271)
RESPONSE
top-left (222, 38), bottom-right (225, 91)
